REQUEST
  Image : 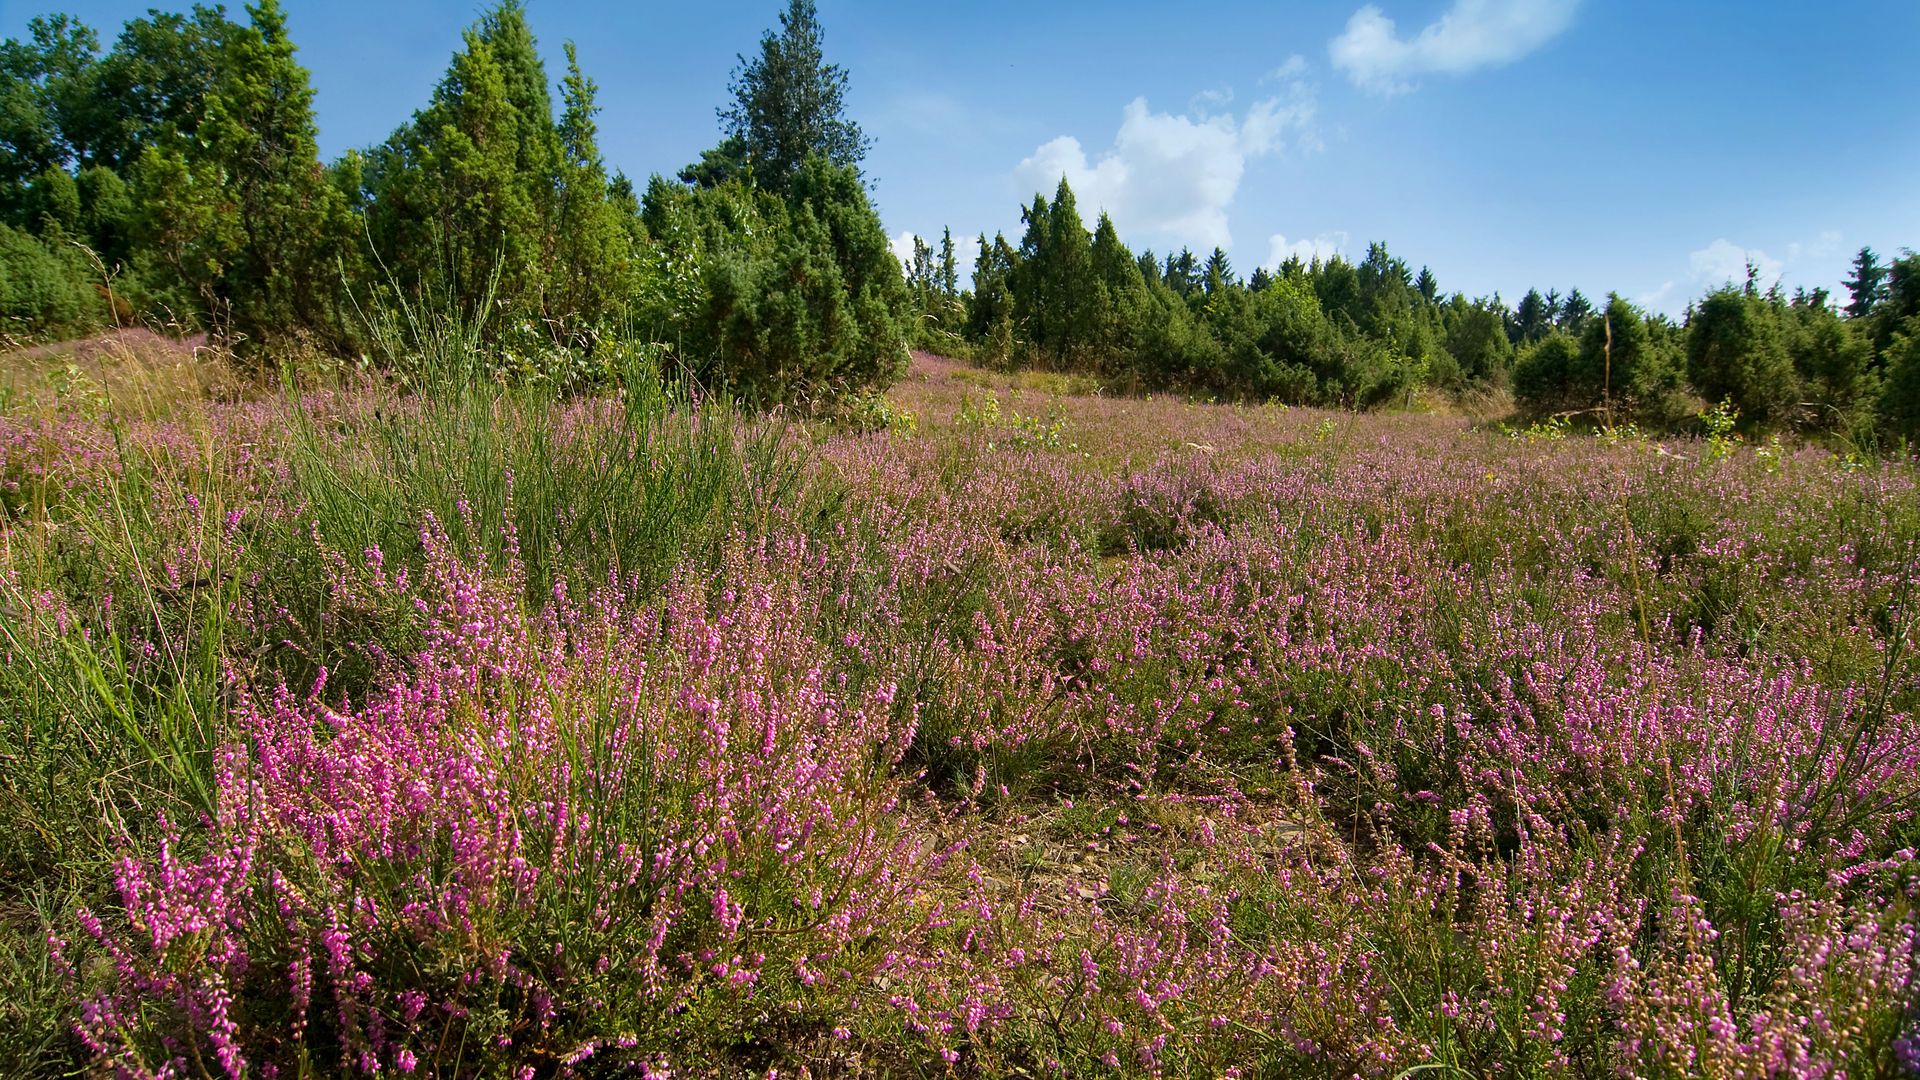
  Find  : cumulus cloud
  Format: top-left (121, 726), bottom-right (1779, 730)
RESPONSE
top-left (1014, 77), bottom-right (1318, 253)
top-left (1689, 239), bottom-right (1784, 288)
top-left (889, 231), bottom-right (916, 271)
top-left (889, 230), bottom-right (981, 284)
top-left (1330, 0), bottom-right (1580, 94)
top-left (1263, 230), bottom-right (1350, 269)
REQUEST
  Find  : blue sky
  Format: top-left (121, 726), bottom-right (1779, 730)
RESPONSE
top-left (9, 0), bottom-right (1918, 314)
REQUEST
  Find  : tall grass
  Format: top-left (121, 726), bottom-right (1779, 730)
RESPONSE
top-left (0, 299), bottom-right (825, 1076)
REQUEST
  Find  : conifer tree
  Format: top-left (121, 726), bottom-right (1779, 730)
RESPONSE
top-left (549, 41), bottom-right (632, 341)
top-left (1686, 286), bottom-right (1799, 424)
top-left (1203, 247), bottom-right (1234, 296)
top-left (128, 0), bottom-right (350, 353)
top-left (718, 0), bottom-right (867, 193)
top-left (936, 226), bottom-right (958, 301)
top-left (365, 5), bottom-right (549, 323)
top-left (1843, 246), bottom-right (1887, 320)
top-left (1558, 287), bottom-right (1594, 334)
top-left (1415, 265), bottom-right (1439, 304)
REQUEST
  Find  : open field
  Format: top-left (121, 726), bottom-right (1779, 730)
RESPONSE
top-left (1, 346), bottom-right (1917, 1077)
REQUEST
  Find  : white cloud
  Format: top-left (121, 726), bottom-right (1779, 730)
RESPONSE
top-left (1014, 80), bottom-right (1318, 253)
top-left (1786, 229), bottom-right (1844, 263)
top-left (1266, 54), bottom-right (1311, 82)
top-left (1689, 239), bottom-right (1783, 288)
top-left (1636, 280), bottom-right (1680, 316)
top-left (889, 230), bottom-right (981, 284)
top-left (889, 230), bottom-right (917, 272)
top-left (1330, 0), bottom-right (1581, 95)
top-left (1263, 230), bottom-right (1350, 269)
top-left (1190, 86), bottom-right (1235, 115)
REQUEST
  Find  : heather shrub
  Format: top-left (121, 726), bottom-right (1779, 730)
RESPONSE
top-left (6, 352), bottom-right (1920, 1077)
top-left (68, 520), bottom-right (941, 1076)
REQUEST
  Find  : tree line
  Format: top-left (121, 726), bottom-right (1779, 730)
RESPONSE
top-left (6, 3), bottom-right (1917, 438)
top-left (0, 0), bottom-right (909, 404)
top-left (907, 177), bottom-right (1920, 441)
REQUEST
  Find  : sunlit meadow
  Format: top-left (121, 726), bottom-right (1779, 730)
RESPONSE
top-left (1, 344), bottom-right (1916, 1077)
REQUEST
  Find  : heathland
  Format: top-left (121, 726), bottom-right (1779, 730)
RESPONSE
top-left (4, 1), bottom-right (1919, 1076)
top-left (0, 339), bottom-right (1915, 1076)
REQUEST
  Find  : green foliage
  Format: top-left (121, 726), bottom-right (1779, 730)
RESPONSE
top-left (1843, 246), bottom-right (1887, 319)
top-left (641, 158), bottom-right (907, 407)
top-left (548, 42), bottom-right (636, 342)
top-left (1786, 293), bottom-right (1876, 432)
top-left (1880, 314), bottom-right (1920, 442)
top-left (1512, 333), bottom-right (1583, 415)
top-left (0, 221), bottom-right (102, 339)
top-left (716, 0), bottom-right (868, 193)
top-left (363, 10), bottom-right (548, 327)
top-left (1011, 181), bottom-right (1102, 366)
top-left (1687, 285), bottom-right (1801, 426)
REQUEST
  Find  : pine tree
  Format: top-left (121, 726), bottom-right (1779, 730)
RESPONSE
top-left (1415, 265), bottom-right (1438, 304)
top-left (718, 0), bottom-right (867, 193)
top-left (1203, 247), bottom-right (1234, 296)
top-left (1843, 246), bottom-right (1887, 320)
top-left (550, 41), bottom-right (632, 343)
top-left (1163, 248), bottom-right (1198, 298)
top-left (936, 226), bottom-right (958, 300)
top-left (1559, 288), bottom-right (1593, 334)
top-left (1512, 288), bottom-right (1551, 344)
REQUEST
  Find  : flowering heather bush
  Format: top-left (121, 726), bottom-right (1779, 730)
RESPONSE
top-left (3, 352), bottom-right (1918, 1076)
top-left (66, 518), bottom-right (940, 1076)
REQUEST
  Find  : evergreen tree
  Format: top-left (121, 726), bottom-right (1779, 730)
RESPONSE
top-left (1786, 294), bottom-right (1875, 429)
top-left (718, 0), bottom-right (867, 193)
top-left (1871, 252), bottom-right (1920, 360)
top-left (364, 5), bottom-right (550, 324)
top-left (965, 230), bottom-right (1017, 364)
top-left (549, 41), bottom-right (633, 343)
top-left (1558, 288), bottom-right (1593, 334)
top-left (127, 0), bottom-right (351, 353)
top-left (1163, 248), bottom-right (1198, 298)
top-left (1511, 288), bottom-right (1552, 344)
top-left (677, 136), bottom-right (748, 188)
top-left (1512, 333), bottom-right (1581, 414)
top-left (1041, 178), bottom-right (1098, 363)
top-left (936, 226), bottom-right (958, 300)
top-left (1843, 246), bottom-right (1887, 319)
top-left (1202, 246), bottom-right (1234, 295)
top-left (1880, 314), bottom-right (1920, 440)
top-left (1686, 286), bottom-right (1800, 425)
top-left (1441, 295), bottom-right (1512, 385)
top-left (1089, 211), bottom-right (1146, 362)
top-left (1415, 265), bottom-right (1438, 304)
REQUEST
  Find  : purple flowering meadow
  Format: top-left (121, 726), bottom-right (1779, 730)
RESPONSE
top-left (2, 353), bottom-right (1916, 1077)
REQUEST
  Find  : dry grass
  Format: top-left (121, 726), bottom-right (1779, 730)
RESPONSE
top-left (0, 328), bottom-right (243, 421)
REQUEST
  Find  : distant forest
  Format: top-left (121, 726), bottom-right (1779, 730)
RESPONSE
top-left (4, 1), bottom-right (1918, 438)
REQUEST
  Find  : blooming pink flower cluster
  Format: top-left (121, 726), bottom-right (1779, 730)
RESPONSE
top-left (7, 354), bottom-right (1915, 1076)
